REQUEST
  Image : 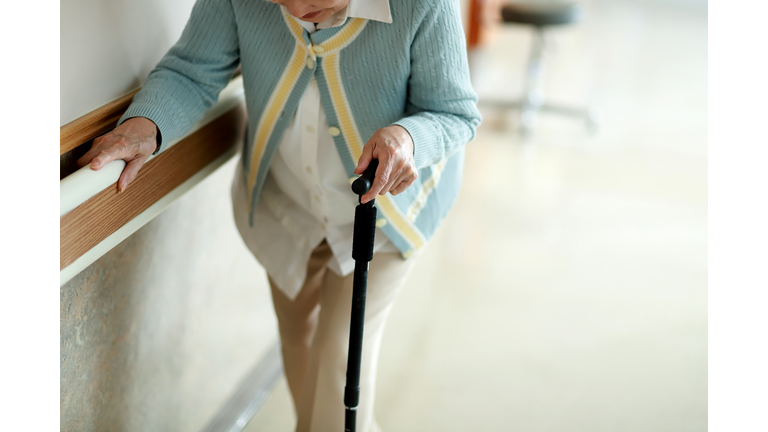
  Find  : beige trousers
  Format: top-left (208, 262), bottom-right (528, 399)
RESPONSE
top-left (268, 240), bottom-right (418, 432)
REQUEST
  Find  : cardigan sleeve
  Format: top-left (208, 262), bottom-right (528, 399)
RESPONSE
top-left (391, 0), bottom-right (482, 169)
top-left (117, 0), bottom-right (241, 154)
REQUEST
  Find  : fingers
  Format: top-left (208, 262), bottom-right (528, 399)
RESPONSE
top-left (77, 136), bottom-right (107, 168)
top-left (362, 151), bottom-right (395, 203)
top-left (354, 142), bottom-right (374, 175)
top-left (362, 152), bottom-right (414, 202)
top-left (390, 170), bottom-right (418, 196)
top-left (118, 156), bottom-right (149, 192)
top-left (77, 135), bottom-right (129, 170)
top-left (77, 118), bottom-right (158, 171)
top-left (390, 180), bottom-right (408, 195)
top-left (358, 127), bottom-right (419, 203)
top-left (379, 158), bottom-right (402, 195)
top-left (89, 137), bottom-right (132, 170)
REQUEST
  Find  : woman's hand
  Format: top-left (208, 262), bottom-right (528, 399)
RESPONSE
top-left (354, 125), bottom-right (417, 204)
top-left (77, 117), bottom-right (159, 192)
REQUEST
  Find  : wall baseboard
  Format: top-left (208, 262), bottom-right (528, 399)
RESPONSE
top-left (200, 342), bottom-right (284, 432)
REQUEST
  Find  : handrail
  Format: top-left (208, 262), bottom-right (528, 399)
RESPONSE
top-left (60, 76), bottom-right (246, 285)
top-left (60, 77), bottom-right (245, 217)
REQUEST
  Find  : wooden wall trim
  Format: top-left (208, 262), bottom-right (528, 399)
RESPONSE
top-left (60, 104), bottom-right (246, 270)
top-left (60, 89), bottom-right (141, 156)
top-left (59, 70), bottom-right (242, 157)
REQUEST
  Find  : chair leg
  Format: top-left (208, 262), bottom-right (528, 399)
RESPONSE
top-left (520, 26), bottom-right (547, 134)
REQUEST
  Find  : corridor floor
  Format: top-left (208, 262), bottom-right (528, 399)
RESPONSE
top-left (244, 0), bottom-right (707, 430)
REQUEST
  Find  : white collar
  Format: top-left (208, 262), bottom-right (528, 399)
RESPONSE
top-left (285, 0), bottom-right (392, 31)
top-left (346, 0), bottom-right (393, 24)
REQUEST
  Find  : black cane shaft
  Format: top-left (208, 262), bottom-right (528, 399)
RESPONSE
top-left (345, 408), bottom-right (357, 432)
top-left (346, 260), bottom-right (369, 388)
top-left (344, 261), bottom-right (368, 409)
top-left (345, 159), bottom-right (379, 432)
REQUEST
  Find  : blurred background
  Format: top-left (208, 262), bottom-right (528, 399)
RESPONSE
top-left (60, 0), bottom-right (707, 430)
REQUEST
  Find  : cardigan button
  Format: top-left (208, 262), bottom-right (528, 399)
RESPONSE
top-left (306, 57), bottom-right (315, 69)
top-left (312, 45), bottom-right (325, 53)
top-left (376, 219), bottom-right (388, 228)
top-left (328, 127), bottom-right (341, 136)
top-left (403, 250), bottom-right (414, 259)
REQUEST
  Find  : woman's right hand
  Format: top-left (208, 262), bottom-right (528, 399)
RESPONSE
top-left (77, 117), bottom-right (159, 192)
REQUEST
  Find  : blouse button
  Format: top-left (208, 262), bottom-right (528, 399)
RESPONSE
top-left (328, 127), bottom-right (341, 136)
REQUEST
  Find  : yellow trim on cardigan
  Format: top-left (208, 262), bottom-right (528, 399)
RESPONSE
top-left (324, 52), bottom-right (426, 251)
top-left (246, 11), bottom-right (370, 213)
top-left (282, 10), bottom-right (312, 57)
top-left (377, 195), bottom-right (426, 250)
top-left (280, 9), bottom-right (367, 58)
top-left (316, 18), bottom-right (368, 55)
top-left (407, 159), bottom-right (447, 221)
top-left (246, 43), bottom-right (307, 211)
top-left (324, 53), bottom-right (364, 162)
top-left (251, 10), bottom-right (425, 252)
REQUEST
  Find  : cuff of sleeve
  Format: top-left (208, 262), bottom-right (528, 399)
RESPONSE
top-left (117, 91), bottom-right (187, 155)
top-left (392, 117), bottom-right (442, 169)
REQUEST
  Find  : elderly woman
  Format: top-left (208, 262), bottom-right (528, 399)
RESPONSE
top-left (79, 0), bottom-right (480, 429)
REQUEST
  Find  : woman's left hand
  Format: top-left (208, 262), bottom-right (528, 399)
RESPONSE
top-left (354, 125), bottom-right (418, 204)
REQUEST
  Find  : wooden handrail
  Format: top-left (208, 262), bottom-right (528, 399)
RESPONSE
top-left (60, 104), bottom-right (246, 270)
top-left (60, 76), bottom-right (247, 282)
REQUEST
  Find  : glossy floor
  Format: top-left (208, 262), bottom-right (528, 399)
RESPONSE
top-left (244, 0), bottom-right (707, 430)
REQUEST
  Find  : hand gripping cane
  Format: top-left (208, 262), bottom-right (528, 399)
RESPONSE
top-left (344, 159), bottom-right (379, 432)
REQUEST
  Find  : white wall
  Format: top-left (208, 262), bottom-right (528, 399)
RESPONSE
top-left (61, 0), bottom-right (196, 125)
top-left (60, 1), bottom-right (278, 431)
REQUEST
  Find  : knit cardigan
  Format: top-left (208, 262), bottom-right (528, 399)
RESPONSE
top-left (119, 0), bottom-right (482, 258)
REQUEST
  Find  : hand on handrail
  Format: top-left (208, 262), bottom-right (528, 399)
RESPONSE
top-left (77, 117), bottom-right (159, 192)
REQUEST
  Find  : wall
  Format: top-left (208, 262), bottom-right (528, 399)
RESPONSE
top-left (60, 1), bottom-right (277, 430)
top-left (62, 0), bottom-right (193, 124)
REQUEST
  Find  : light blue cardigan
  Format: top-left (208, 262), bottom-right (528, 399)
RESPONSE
top-left (119, 0), bottom-right (482, 258)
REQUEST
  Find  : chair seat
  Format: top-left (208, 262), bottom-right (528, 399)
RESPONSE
top-left (501, 2), bottom-right (581, 26)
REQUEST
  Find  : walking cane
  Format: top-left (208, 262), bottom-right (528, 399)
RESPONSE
top-left (344, 158), bottom-right (379, 432)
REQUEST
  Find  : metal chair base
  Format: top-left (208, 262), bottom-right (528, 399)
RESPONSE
top-left (480, 23), bottom-right (602, 137)
top-left (481, 98), bottom-right (603, 135)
